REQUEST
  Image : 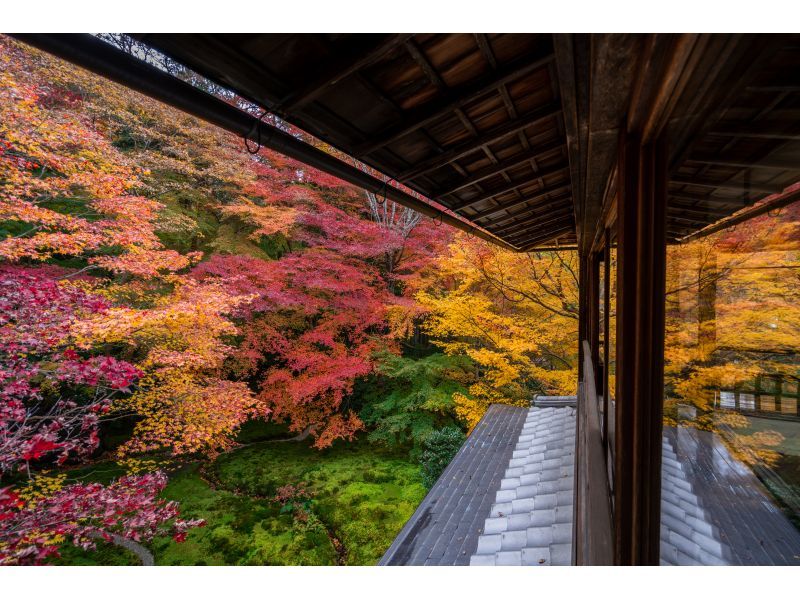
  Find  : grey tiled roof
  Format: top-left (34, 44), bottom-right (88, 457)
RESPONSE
top-left (533, 395), bottom-right (577, 408)
top-left (663, 425), bottom-right (800, 565)
top-left (660, 433), bottom-right (729, 565)
top-left (379, 404), bottom-right (528, 565)
top-left (470, 406), bottom-right (576, 566)
top-left (381, 401), bottom-right (800, 566)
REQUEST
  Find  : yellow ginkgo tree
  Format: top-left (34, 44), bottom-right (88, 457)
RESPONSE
top-left (417, 233), bottom-right (579, 429)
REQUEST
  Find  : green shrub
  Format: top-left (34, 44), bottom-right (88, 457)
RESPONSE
top-left (419, 426), bottom-right (466, 489)
top-left (359, 353), bottom-right (473, 454)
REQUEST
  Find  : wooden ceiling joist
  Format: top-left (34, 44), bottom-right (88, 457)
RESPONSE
top-left (472, 183), bottom-right (572, 221)
top-left (685, 156), bottom-right (800, 171)
top-left (487, 192), bottom-right (573, 229)
top-left (273, 34), bottom-right (413, 114)
top-left (670, 176), bottom-right (782, 195)
top-left (516, 224), bottom-right (575, 249)
top-left (668, 191), bottom-right (750, 206)
top-left (396, 103), bottom-right (562, 183)
top-left (354, 42), bottom-right (556, 157)
top-left (707, 124), bottom-right (800, 141)
top-left (667, 203), bottom-right (722, 217)
top-left (489, 199), bottom-right (573, 227)
top-left (453, 164), bottom-right (570, 211)
top-left (490, 206), bottom-right (575, 236)
top-left (433, 140), bottom-right (566, 197)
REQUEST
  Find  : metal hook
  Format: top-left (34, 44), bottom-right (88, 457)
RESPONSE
top-left (432, 212), bottom-right (443, 227)
top-left (244, 110), bottom-right (269, 155)
top-left (767, 206), bottom-right (784, 218)
top-left (376, 177), bottom-right (391, 205)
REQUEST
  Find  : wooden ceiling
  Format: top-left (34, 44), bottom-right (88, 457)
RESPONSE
top-left (664, 37), bottom-right (800, 242)
top-left (137, 33), bottom-right (576, 249)
top-left (51, 33), bottom-right (800, 251)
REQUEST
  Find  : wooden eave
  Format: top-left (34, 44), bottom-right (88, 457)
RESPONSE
top-left (14, 33), bottom-right (800, 251)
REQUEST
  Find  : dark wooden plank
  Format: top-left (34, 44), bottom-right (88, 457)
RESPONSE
top-left (432, 140), bottom-right (566, 197)
top-left (355, 40), bottom-right (556, 157)
top-left (273, 34), bottom-right (413, 113)
top-left (471, 182), bottom-right (573, 222)
top-left (395, 103), bottom-right (563, 183)
top-left (453, 164), bottom-right (570, 211)
top-left (488, 206), bottom-right (575, 236)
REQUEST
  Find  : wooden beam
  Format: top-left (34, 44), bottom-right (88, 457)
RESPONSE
top-left (517, 225), bottom-right (575, 250)
top-left (708, 123), bottom-right (800, 141)
top-left (667, 203), bottom-right (721, 218)
top-left (506, 213), bottom-right (575, 240)
top-left (489, 205), bottom-right (574, 236)
top-left (614, 132), bottom-right (666, 566)
top-left (273, 34), bottom-right (413, 113)
top-left (395, 103), bottom-right (562, 183)
top-left (680, 186), bottom-right (800, 242)
top-left (474, 34), bottom-right (498, 70)
top-left (453, 164), bottom-right (570, 211)
top-left (487, 195), bottom-right (574, 232)
top-left (668, 214), bottom-right (716, 226)
top-left (746, 85), bottom-right (800, 92)
top-left (508, 218), bottom-right (574, 243)
top-left (488, 195), bottom-right (574, 232)
top-left (489, 204), bottom-right (574, 236)
top-left (433, 141), bottom-right (566, 197)
top-left (472, 183), bottom-right (572, 221)
top-left (670, 176), bottom-right (783, 195)
top-left (668, 191), bottom-right (750, 207)
top-left (507, 226), bottom-right (576, 248)
top-left (405, 38), bottom-right (446, 89)
top-left (404, 38), bottom-right (488, 160)
top-left (354, 41), bottom-right (556, 157)
top-left (685, 155), bottom-right (800, 171)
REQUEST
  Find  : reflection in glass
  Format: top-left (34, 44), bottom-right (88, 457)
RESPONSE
top-left (664, 202), bottom-right (800, 537)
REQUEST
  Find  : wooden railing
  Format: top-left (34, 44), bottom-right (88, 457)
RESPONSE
top-left (574, 340), bottom-right (614, 564)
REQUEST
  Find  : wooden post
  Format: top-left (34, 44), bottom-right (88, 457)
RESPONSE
top-left (602, 233), bottom-right (612, 451)
top-left (614, 131), bottom-right (667, 565)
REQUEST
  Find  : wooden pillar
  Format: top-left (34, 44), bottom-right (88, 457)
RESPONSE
top-left (578, 250), bottom-right (603, 395)
top-left (602, 233), bottom-right (612, 450)
top-left (589, 252), bottom-right (602, 377)
top-left (614, 131), bottom-right (667, 565)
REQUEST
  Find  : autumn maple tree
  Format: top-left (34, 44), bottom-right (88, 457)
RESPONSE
top-left (664, 197), bottom-right (800, 466)
top-left (417, 233), bottom-right (579, 429)
top-left (0, 266), bottom-right (203, 564)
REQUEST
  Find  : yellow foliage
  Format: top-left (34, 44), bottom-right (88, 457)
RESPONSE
top-left (417, 233), bottom-right (578, 419)
top-left (75, 277), bottom-right (256, 456)
top-left (17, 472), bottom-right (67, 507)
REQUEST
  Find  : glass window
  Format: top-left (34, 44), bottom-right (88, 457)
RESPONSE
top-left (662, 202), bottom-right (800, 564)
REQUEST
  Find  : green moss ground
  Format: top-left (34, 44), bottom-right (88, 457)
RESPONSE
top-left (54, 438), bottom-right (426, 566)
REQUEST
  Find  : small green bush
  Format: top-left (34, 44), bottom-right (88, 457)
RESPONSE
top-left (419, 427), bottom-right (466, 489)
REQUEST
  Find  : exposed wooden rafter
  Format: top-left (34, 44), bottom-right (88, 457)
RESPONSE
top-left (670, 176), bottom-right (784, 195)
top-left (453, 164), bottom-right (570, 211)
top-left (516, 224), bottom-right (575, 250)
top-left (395, 103), bottom-right (562, 183)
top-left (354, 42), bottom-right (556, 157)
top-left (433, 141), bottom-right (566, 197)
top-left (472, 183), bottom-right (572, 221)
top-left (491, 206), bottom-right (575, 236)
top-left (273, 34), bottom-right (413, 114)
